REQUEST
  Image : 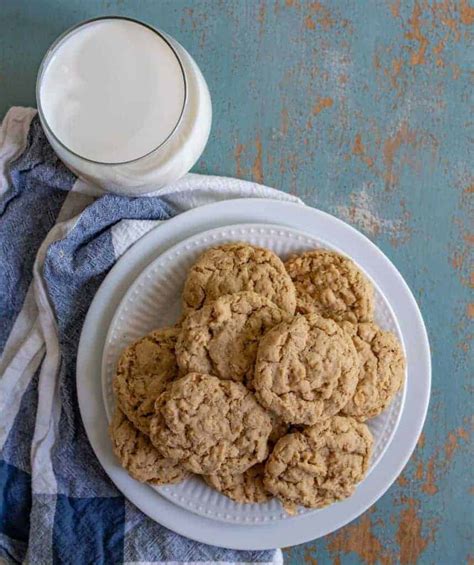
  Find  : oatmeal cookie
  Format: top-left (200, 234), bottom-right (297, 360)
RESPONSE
top-left (254, 314), bottom-right (360, 425)
top-left (176, 291), bottom-right (289, 383)
top-left (285, 250), bottom-right (374, 323)
top-left (341, 322), bottom-right (406, 420)
top-left (109, 408), bottom-right (187, 485)
top-left (113, 327), bottom-right (179, 435)
top-left (150, 373), bottom-right (272, 475)
top-left (182, 242), bottom-right (296, 315)
top-left (204, 463), bottom-right (270, 504)
top-left (264, 416), bottom-right (373, 512)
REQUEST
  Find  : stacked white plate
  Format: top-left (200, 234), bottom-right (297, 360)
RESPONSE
top-left (77, 199), bottom-right (430, 549)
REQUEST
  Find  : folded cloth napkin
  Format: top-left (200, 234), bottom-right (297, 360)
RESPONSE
top-left (0, 107), bottom-right (302, 564)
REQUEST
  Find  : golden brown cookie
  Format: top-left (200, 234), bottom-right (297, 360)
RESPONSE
top-left (150, 373), bottom-right (272, 475)
top-left (204, 463), bottom-right (271, 504)
top-left (285, 250), bottom-right (374, 323)
top-left (264, 416), bottom-right (373, 513)
top-left (109, 408), bottom-right (187, 485)
top-left (182, 242), bottom-right (296, 315)
top-left (254, 314), bottom-right (360, 425)
top-left (176, 291), bottom-right (290, 383)
top-left (113, 327), bottom-right (179, 435)
top-left (341, 322), bottom-right (406, 421)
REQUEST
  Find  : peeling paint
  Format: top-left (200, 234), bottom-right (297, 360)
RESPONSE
top-left (382, 121), bottom-right (439, 189)
top-left (389, 0), bottom-right (401, 19)
top-left (352, 133), bottom-right (374, 168)
top-left (405, 3), bottom-right (429, 66)
top-left (450, 249), bottom-right (467, 271)
top-left (257, 0), bottom-right (266, 37)
top-left (373, 52), bottom-right (381, 71)
top-left (396, 497), bottom-right (433, 564)
top-left (372, 0), bottom-right (474, 87)
top-left (448, 176), bottom-right (474, 291)
top-left (280, 107), bottom-right (289, 136)
top-left (234, 144), bottom-right (246, 178)
top-left (312, 96), bottom-right (333, 115)
top-left (418, 433), bottom-right (426, 449)
top-left (383, 121), bottom-right (417, 188)
top-left (308, 2), bottom-right (334, 30)
top-left (182, 6), bottom-right (209, 49)
top-left (415, 459), bottom-right (424, 481)
top-left (459, 0), bottom-right (474, 24)
top-left (415, 427), bottom-right (471, 496)
top-left (305, 15), bottom-right (316, 30)
top-left (445, 428), bottom-right (470, 460)
top-left (303, 550), bottom-right (318, 564)
top-left (327, 511), bottom-right (393, 565)
top-left (390, 57), bottom-right (403, 89)
top-left (252, 135), bottom-right (264, 183)
top-left (397, 473), bottom-right (409, 487)
top-left (421, 457), bottom-right (438, 495)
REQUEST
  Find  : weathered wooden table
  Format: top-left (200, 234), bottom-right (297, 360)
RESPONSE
top-left (1, 1), bottom-right (472, 563)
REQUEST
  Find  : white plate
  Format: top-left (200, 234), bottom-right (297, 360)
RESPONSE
top-left (101, 223), bottom-right (406, 525)
top-left (77, 198), bottom-right (430, 549)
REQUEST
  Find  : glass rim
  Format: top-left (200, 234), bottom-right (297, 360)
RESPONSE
top-left (36, 15), bottom-right (188, 166)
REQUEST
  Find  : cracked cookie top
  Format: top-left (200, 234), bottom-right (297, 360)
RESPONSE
top-left (176, 291), bottom-right (289, 383)
top-left (264, 416), bottom-right (373, 512)
top-left (341, 322), bottom-right (406, 421)
top-left (150, 373), bottom-right (272, 475)
top-left (113, 327), bottom-right (179, 435)
top-left (182, 243), bottom-right (296, 315)
top-left (254, 314), bottom-right (360, 425)
top-left (204, 463), bottom-right (270, 504)
top-left (285, 250), bottom-right (374, 323)
top-left (109, 408), bottom-right (187, 485)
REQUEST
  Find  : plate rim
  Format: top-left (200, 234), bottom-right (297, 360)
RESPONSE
top-left (101, 221), bottom-right (407, 523)
top-left (77, 198), bottom-right (431, 550)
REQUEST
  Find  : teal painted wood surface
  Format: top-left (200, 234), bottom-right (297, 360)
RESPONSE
top-left (1, 1), bottom-right (472, 563)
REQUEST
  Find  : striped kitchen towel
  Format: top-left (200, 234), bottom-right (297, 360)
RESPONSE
top-left (0, 107), bottom-right (302, 564)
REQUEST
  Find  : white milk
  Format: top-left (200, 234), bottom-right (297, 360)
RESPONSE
top-left (37, 18), bottom-right (212, 194)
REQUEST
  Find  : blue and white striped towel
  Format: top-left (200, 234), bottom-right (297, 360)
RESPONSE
top-left (0, 107), bottom-right (302, 564)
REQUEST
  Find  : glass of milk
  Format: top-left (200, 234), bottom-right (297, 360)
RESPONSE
top-left (36, 17), bottom-right (212, 195)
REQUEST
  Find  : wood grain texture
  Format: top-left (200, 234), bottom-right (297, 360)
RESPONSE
top-left (0, 1), bottom-right (472, 563)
